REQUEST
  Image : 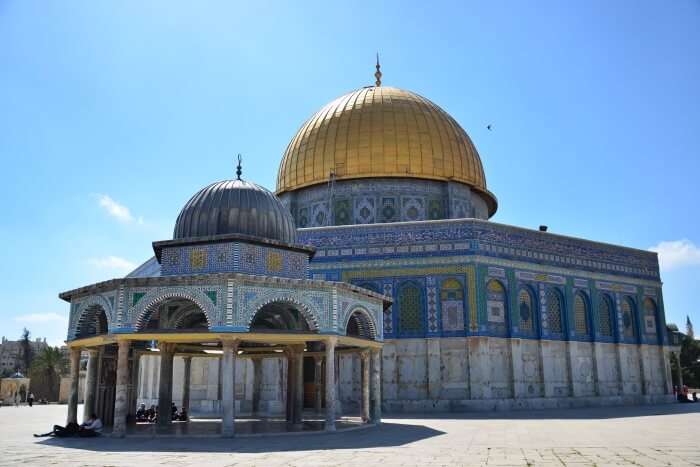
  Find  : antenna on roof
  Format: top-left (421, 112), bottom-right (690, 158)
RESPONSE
top-left (236, 154), bottom-right (243, 180)
top-left (374, 53), bottom-right (382, 87)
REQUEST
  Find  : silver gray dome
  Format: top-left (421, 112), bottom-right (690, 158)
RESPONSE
top-left (173, 179), bottom-right (296, 243)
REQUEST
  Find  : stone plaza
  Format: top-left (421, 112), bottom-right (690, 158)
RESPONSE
top-left (2, 403), bottom-right (699, 466)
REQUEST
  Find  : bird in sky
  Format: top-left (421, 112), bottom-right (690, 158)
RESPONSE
top-left (487, 124), bottom-right (492, 131)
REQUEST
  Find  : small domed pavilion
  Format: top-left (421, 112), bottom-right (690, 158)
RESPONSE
top-left (60, 164), bottom-right (390, 437)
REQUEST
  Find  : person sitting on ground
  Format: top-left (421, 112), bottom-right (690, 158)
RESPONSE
top-left (146, 404), bottom-right (156, 422)
top-left (136, 403), bottom-right (147, 422)
top-left (171, 402), bottom-right (178, 420)
top-left (151, 406), bottom-right (158, 423)
top-left (178, 407), bottom-right (188, 421)
top-left (78, 413), bottom-right (103, 437)
top-left (692, 392), bottom-right (698, 403)
top-left (34, 422), bottom-right (80, 437)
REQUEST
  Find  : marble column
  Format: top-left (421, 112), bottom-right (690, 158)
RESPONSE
top-left (83, 348), bottom-right (99, 423)
top-left (325, 337), bottom-right (337, 431)
top-left (293, 345), bottom-right (304, 427)
top-left (285, 348), bottom-right (294, 422)
top-left (361, 351), bottom-right (370, 422)
top-left (370, 349), bottom-right (382, 424)
top-left (66, 347), bottom-right (81, 425)
top-left (252, 357), bottom-right (262, 415)
top-left (221, 339), bottom-right (238, 437)
top-left (182, 357), bottom-right (192, 417)
top-left (112, 340), bottom-right (131, 437)
top-left (314, 356), bottom-right (323, 414)
top-left (157, 343), bottom-right (175, 431)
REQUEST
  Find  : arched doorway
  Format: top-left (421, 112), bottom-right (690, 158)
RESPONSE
top-left (250, 301), bottom-right (314, 332)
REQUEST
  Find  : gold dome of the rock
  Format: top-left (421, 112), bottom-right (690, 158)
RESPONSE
top-left (276, 85), bottom-right (497, 216)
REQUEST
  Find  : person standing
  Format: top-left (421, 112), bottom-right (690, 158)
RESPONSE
top-left (14, 392), bottom-right (20, 407)
top-left (27, 393), bottom-right (34, 407)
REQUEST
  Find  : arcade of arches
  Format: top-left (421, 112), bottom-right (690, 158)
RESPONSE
top-left (65, 298), bottom-right (383, 437)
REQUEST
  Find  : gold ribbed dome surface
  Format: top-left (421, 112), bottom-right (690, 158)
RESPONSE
top-left (276, 86), bottom-right (496, 214)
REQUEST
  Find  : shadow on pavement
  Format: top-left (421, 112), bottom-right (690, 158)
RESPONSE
top-left (35, 422), bottom-right (445, 453)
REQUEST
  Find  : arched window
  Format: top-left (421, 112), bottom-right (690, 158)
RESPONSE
top-left (546, 288), bottom-right (563, 333)
top-left (440, 278), bottom-right (464, 332)
top-left (486, 280), bottom-right (506, 324)
top-left (621, 297), bottom-right (637, 340)
top-left (518, 288), bottom-right (535, 333)
top-left (643, 298), bottom-right (658, 335)
top-left (398, 282), bottom-right (423, 334)
top-left (597, 294), bottom-right (614, 337)
top-left (574, 291), bottom-right (590, 336)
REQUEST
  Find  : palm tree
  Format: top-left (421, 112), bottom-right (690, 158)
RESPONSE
top-left (31, 347), bottom-right (66, 402)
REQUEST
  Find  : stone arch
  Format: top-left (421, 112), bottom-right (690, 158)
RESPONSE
top-left (133, 290), bottom-right (215, 331)
top-left (573, 290), bottom-right (592, 338)
top-left (72, 295), bottom-right (113, 339)
top-left (621, 295), bottom-right (639, 341)
top-left (517, 285), bottom-right (538, 336)
top-left (343, 307), bottom-right (378, 340)
top-left (545, 286), bottom-right (565, 334)
top-left (246, 294), bottom-right (320, 332)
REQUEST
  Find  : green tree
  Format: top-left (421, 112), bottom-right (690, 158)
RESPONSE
top-left (30, 346), bottom-right (66, 402)
top-left (679, 334), bottom-right (700, 388)
top-left (20, 328), bottom-right (33, 374)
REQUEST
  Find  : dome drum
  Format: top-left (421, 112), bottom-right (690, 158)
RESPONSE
top-left (279, 177), bottom-right (492, 227)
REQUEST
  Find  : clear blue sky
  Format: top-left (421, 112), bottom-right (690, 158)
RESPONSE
top-left (1, 0), bottom-right (698, 346)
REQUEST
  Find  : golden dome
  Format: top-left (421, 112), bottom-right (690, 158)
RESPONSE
top-left (276, 85), bottom-right (497, 216)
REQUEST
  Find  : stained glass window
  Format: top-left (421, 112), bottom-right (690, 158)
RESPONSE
top-left (621, 297), bottom-right (637, 339)
top-left (643, 298), bottom-right (658, 335)
top-left (546, 288), bottom-right (563, 333)
top-left (598, 295), bottom-right (613, 337)
top-left (574, 292), bottom-right (589, 335)
top-left (399, 283), bottom-right (423, 333)
top-left (518, 288), bottom-right (534, 332)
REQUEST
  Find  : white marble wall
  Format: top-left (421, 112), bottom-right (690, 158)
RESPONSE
top-left (135, 337), bottom-right (674, 416)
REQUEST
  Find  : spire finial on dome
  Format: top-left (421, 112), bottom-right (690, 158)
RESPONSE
top-left (236, 154), bottom-right (243, 180)
top-left (374, 53), bottom-right (382, 87)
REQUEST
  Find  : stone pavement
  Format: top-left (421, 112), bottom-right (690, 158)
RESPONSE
top-left (1, 403), bottom-right (699, 466)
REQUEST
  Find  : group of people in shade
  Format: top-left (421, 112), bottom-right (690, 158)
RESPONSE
top-left (135, 402), bottom-right (188, 423)
top-left (675, 385), bottom-right (699, 403)
top-left (33, 402), bottom-right (187, 438)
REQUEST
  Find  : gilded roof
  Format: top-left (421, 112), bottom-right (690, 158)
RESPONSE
top-left (276, 86), bottom-right (496, 214)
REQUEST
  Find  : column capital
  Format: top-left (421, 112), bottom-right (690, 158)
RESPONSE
top-left (221, 338), bottom-right (239, 352)
top-left (86, 348), bottom-right (100, 357)
top-left (360, 349), bottom-right (370, 362)
top-left (158, 342), bottom-right (176, 354)
top-left (117, 340), bottom-right (130, 351)
top-left (69, 347), bottom-right (81, 358)
top-left (326, 336), bottom-right (338, 347)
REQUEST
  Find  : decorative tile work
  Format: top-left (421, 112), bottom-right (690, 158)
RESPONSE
top-left (333, 198), bottom-right (352, 225)
top-left (68, 294), bottom-right (116, 339)
top-left (440, 278), bottom-right (464, 332)
top-left (128, 285), bottom-right (223, 330)
top-left (336, 294), bottom-right (383, 340)
top-left (299, 218), bottom-right (660, 280)
top-left (311, 202), bottom-right (330, 227)
top-left (426, 285), bottom-right (438, 333)
top-left (161, 241), bottom-right (309, 279)
top-left (380, 197), bottom-right (399, 223)
top-left (486, 280), bottom-right (506, 324)
top-left (382, 282), bottom-right (394, 335)
top-left (236, 285), bottom-right (329, 332)
top-left (466, 265), bottom-right (478, 332)
top-left (401, 197), bottom-right (425, 222)
top-left (354, 197), bottom-right (376, 224)
top-left (597, 281), bottom-right (637, 294)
